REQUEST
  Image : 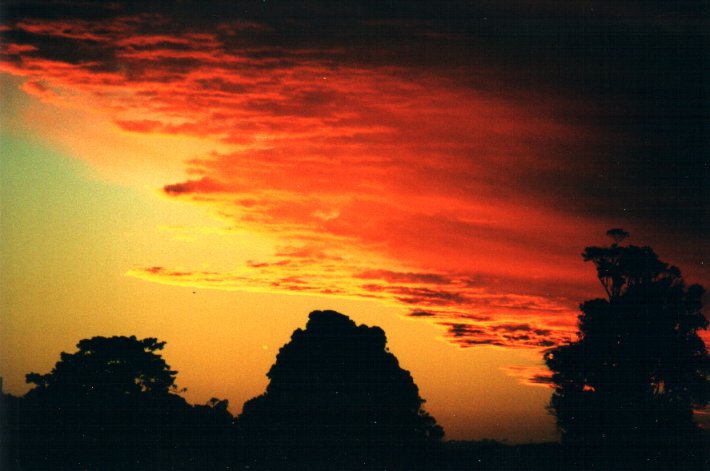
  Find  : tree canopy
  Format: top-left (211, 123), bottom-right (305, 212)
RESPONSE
top-left (238, 310), bottom-right (443, 470)
top-left (545, 231), bottom-right (709, 468)
top-left (8, 335), bottom-right (235, 470)
top-left (25, 336), bottom-right (178, 404)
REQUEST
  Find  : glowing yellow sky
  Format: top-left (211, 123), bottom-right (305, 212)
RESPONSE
top-left (0, 73), bottom-right (563, 441)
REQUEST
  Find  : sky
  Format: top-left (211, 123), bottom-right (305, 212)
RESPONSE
top-left (1, 0), bottom-right (708, 442)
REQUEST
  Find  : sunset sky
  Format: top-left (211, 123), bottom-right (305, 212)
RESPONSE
top-left (1, 0), bottom-right (708, 442)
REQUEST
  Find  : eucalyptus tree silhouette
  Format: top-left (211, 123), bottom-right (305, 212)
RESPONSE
top-left (237, 310), bottom-right (443, 471)
top-left (545, 230), bottom-right (709, 470)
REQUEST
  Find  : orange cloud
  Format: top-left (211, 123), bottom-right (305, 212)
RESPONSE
top-left (501, 365), bottom-right (554, 388)
top-left (19, 80), bottom-right (59, 102)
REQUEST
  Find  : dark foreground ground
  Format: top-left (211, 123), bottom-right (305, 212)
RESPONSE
top-left (444, 437), bottom-right (709, 471)
top-left (3, 435), bottom-right (708, 470)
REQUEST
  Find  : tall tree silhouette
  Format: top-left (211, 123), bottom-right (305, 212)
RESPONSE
top-left (545, 230), bottom-right (709, 469)
top-left (237, 310), bottom-right (443, 471)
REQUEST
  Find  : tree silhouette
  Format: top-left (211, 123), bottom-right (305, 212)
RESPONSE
top-left (237, 310), bottom-right (443, 471)
top-left (7, 335), bottom-right (234, 470)
top-left (25, 336), bottom-right (178, 401)
top-left (545, 231), bottom-right (709, 469)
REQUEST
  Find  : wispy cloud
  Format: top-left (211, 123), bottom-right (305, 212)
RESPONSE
top-left (501, 365), bottom-right (554, 388)
top-left (128, 260), bottom-right (578, 348)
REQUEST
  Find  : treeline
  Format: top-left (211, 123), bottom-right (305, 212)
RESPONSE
top-left (1, 310), bottom-right (708, 471)
top-left (2, 311), bottom-right (444, 471)
top-left (3, 389), bottom-right (234, 469)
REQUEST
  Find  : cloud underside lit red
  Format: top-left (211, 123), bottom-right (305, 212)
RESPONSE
top-left (2, 13), bottom-right (656, 351)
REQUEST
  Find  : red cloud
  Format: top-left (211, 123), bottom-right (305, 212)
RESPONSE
top-left (356, 270), bottom-right (451, 285)
top-left (3, 13), bottom-right (706, 352)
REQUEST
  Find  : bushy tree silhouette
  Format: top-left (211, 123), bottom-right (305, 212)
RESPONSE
top-left (545, 230), bottom-right (709, 469)
top-left (25, 336), bottom-right (178, 401)
top-left (6, 335), bottom-right (235, 470)
top-left (237, 310), bottom-right (443, 470)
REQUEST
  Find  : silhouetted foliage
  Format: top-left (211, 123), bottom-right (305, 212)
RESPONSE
top-left (5, 336), bottom-right (235, 470)
top-left (545, 231), bottom-right (709, 470)
top-left (25, 336), bottom-right (178, 401)
top-left (237, 310), bottom-right (444, 470)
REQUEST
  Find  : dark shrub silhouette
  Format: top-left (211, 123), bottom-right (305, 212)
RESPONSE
top-left (237, 310), bottom-right (444, 470)
top-left (5, 335), bottom-right (235, 470)
top-left (545, 230), bottom-right (709, 470)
